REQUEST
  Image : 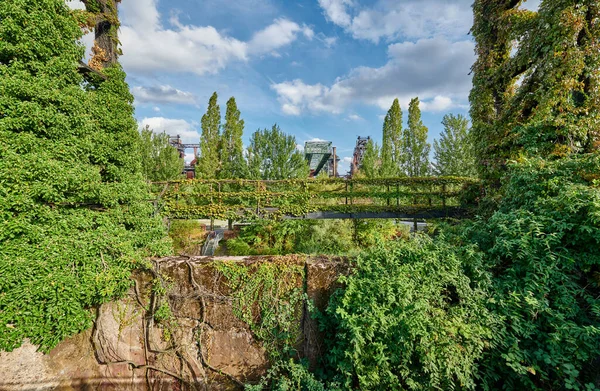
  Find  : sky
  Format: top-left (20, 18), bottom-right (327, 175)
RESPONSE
top-left (67, 0), bottom-right (540, 175)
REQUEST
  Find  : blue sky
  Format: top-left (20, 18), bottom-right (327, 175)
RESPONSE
top-left (69, 0), bottom-right (540, 174)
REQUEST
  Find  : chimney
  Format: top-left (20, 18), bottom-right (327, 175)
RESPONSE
top-left (332, 146), bottom-right (337, 177)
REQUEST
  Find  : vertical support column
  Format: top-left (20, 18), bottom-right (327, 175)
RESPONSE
top-left (332, 146), bottom-right (337, 177)
top-left (387, 184), bottom-right (390, 207)
top-left (256, 181), bottom-right (261, 216)
top-left (442, 183), bottom-right (447, 208)
top-left (345, 182), bottom-right (348, 205)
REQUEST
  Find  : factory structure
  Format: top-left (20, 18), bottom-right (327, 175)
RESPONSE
top-left (168, 134), bottom-right (370, 179)
top-left (304, 140), bottom-right (340, 177)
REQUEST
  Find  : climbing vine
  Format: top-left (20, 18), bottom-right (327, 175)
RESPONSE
top-left (214, 256), bottom-right (306, 362)
top-left (154, 177), bottom-right (478, 220)
top-left (470, 0), bottom-right (600, 180)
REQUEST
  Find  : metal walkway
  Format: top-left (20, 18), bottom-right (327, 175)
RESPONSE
top-left (152, 177), bottom-right (478, 220)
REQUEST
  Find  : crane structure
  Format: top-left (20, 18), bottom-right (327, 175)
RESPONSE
top-left (304, 141), bottom-right (341, 177)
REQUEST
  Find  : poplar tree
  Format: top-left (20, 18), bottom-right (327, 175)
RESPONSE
top-left (219, 97), bottom-right (248, 179)
top-left (380, 98), bottom-right (403, 177)
top-left (432, 114), bottom-right (476, 177)
top-left (196, 92), bottom-right (221, 178)
top-left (403, 98), bottom-right (430, 177)
top-left (247, 124), bottom-right (309, 180)
top-left (360, 139), bottom-right (380, 179)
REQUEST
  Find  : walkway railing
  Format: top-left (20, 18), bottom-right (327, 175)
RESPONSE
top-left (151, 177), bottom-right (479, 220)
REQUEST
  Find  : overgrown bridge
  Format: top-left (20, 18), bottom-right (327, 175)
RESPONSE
top-left (152, 177), bottom-right (479, 220)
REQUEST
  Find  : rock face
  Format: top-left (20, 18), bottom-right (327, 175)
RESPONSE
top-left (0, 256), bottom-right (348, 390)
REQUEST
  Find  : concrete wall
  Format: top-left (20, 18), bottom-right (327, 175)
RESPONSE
top-left (0, 256), bottom-right (348, 391)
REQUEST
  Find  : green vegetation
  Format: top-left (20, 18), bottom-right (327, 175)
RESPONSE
top-left (1, 1), bottom-right (599, 391)
top-left (139, 126), bottom-right (184, 181)
top-left (470, 0), bottom-right (600, 180)
top-left (433, 114), bottom-right (476, 177)
top-left (403, 97), bottom-right (430, 177)
top-left (225, 219), bottom-right (404, 256)
top-left (220, 97), bottom-right (248, 179)
top-left (0, 0), bottom-right (170, 351)
top-left (197, 91), bottom-right (221, 179)
top-left (248, 124), bottom-right (309, 180)
top-left (380, 98), bottom-right (403, 177)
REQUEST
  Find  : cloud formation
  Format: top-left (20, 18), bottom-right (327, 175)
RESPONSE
top-left (139, 117), bottom-right (200, 143)
top-left (118, 0), bottom-right (313, 74)
top-left (132, 85), bottom-right (197, 105)
top-left (272, 37), bottom-right (474, 115)
top-left (318, 0), bottom-right (472, 43)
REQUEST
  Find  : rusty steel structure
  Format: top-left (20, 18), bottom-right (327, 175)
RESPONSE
top-left (169, 135), bottom-right (200, 178)
top-left (350, 136), bottom-right (371, 176)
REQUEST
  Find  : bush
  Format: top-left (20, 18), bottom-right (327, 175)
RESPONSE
top-left (324, 236), bottom-right (497, 390)
top-left (463, 155), bottom-right (600, 390)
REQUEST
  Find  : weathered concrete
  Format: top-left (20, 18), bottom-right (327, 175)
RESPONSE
top-left (0, 256), bottom-right (349, 391)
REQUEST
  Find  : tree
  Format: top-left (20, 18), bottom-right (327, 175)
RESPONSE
top-left (247, 124), bottom-right (309, 180)
top-left (0, 0), bottom-right (169, 352)
top-left (360, 139), bottom-right (380, 179)
top-left (470, 0), bottom-right (600, 180)
top-left (196, 92), bottom-right (221, 178)
top-left (219, 97), bottom-right (248, 179)
top-left (139, 126), bottom-right (183, 181)
top-left (432, 114), bottom-right (476, 177)
top-left (402, 97), bottom-right (430, 177)
top-left (380, 98), bottom-right (403, 177)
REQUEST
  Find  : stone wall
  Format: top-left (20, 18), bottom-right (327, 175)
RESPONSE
top-left (0, 256), bottom-right (348, 391)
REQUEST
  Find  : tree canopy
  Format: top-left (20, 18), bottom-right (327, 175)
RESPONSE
top-left (403, 97), bottom-right (430, 177)
top-left (247, 124), bottom-right (309, 180)
top-left (433, 114), bottom-right (476, 177)
top-left (139, 126), bottom-right (183, 182)
top-left (219, 97), bottom-right (248, 179)
top-left (380, 98), bottom-right (403, 177)
top-left (197, 92), bottom-right (221, 179)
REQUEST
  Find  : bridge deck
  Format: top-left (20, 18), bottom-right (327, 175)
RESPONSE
top-left (151, 177), bottom-right (478, 220)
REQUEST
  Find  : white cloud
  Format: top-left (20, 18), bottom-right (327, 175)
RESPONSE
top-left (118, 0), bottom-right (312, 74)
top-left (132, 85), bottom-right (196, 105)
top-left (248, 19), bottom-right (314, 56)
top-left (347, 114), bottom-right (363, 121)
top-left (139, 117), bottom-right (199, 144)
top-left (272, 38), bottom-right (474, 115)
top-left (419, 96), bottom-right (464, 112)
top-left (318, 0), bottom-right (472, 43)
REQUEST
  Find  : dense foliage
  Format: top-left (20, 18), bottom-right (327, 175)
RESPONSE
top-left (139, 126), bottom-right (183, 181)
top-left (380, 99), bottom-right (403, 177)
top-left (464, 155), bottom-right (600, 390)
top-left (403, 98), bottom-right (430, 177)
top-left (197, 91), bottom-right (221, 178)
top-left (248, 124), bottom-right (309, 180)
top-left (220, 97), bottom-right (248, 179)
top-left (226, 219), bottom-right (403, 256)
top-left (470, 0), bottom-right (600, 180)
top-left (324, 237), bottom-right (496, 390)
top-left (0, 0), bottom-right (170, 352)
top-left (433, 114), bottom-right (476, 177)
